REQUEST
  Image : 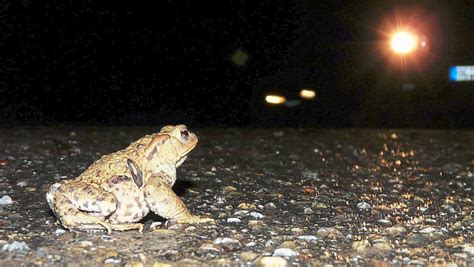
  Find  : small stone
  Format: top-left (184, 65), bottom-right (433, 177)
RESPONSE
top-left (152, 262), bottom-right (171, 267)
top-left (127, 261), bottom-right (144, 267)
top-left (227, 218), bottom-right (241, 223)
top-left (453, 253), bottom-right (468, 259)
top-left (290, 227), bottom-right (304, 234)
top-left (265, 203), bottom-right (276, 209)
top-left (302, 170), bottom-right (319, 179)
top-left (444, 236), bottom-right (464, 247)
top-left (240, 251), bottom-right (258, 262)
top-left (377, 219), bottom-right (392, 225)
top-left (303, 207), bottom-right (314, 214)
top-left (198, 243), bottom-right (220, 253)
top-left (441, 205), bottom-right (455, 213)
top-left (297, 235), bottom-right (318, 242)
top-left (311, 202), bottom-right (328, 209)
top-left (16, 181), bottom-right (28, 187)
top-left (248, 220), bottom-right (264, 230)
top-left (150, 222), bottom-right (162, 228)
top-left (105, 259), bottom-right (121, 264)
top-left (213, 237), bottom-right (241, 252)
top-left (372, 238), bottom-right (392, 251)
top-left (357, 202), bottom-right (371, 210)
top-left (78, 241), bottom-right (93, 247)
top-left (316, 227), bottom-right (344, 239)
top-left (352, 240), bottom-right (371, 252)
top-left (0, 195), bottom-right (13, 205)
top-left (407, 234), bottom-right (429, 247)
top-left (419, 226), bottom-right (437, 234)
top-left (238, 203), bottom-right (256, 210)
top-left (249, 211), bottom-right (264, 219)
top-left (278, 241), bottom-right (297, 249)
top-left (2, 241), bottom-right (30, 253)
top-left (462, 244), bottom-right (474, 256)
top-left (223, 186), bottom-right (237, 192)
top-left (54, 229), bottom-right (67, 235)
top-left (185, 226), bottom-right (196, 232)
top-left (245, 241), bottom-right (256, 247)
top-left (255, 256), bottom-right (289, 267)
top-left (273, 248), bottom-right (299, 257)
top-left (384, 225), bottom-right (407, 236)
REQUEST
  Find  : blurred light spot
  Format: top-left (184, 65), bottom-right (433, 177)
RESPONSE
top-left (230, 48), bottom-right (248, 66)
top-left (391, 31), bottom-right (417, 54)
top-left (420, 41), bottom-right (426, 47)
top-left (284, 99), bottom-right (301, 107)
top-left (265, 95), bottom-right (286, 105)
top-left (299, 89), bottom-right (316, 100)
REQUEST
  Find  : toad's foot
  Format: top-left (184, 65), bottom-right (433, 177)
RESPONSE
top-left (108, 223), bottom-right (144, 232)
top-left (144, 177), bottom-right (214, 224)
top-left (177, 215), bottom-right (215, 224)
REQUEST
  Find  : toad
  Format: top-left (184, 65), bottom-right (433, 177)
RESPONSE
top-left (46, 125), bottom-right (213, 232)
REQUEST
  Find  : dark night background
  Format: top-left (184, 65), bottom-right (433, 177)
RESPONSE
top-left (0, 1), bottom-right (473, 127)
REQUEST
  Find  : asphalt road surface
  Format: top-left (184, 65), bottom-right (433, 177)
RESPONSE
top-left (0, 127), bottom-right (472, 266)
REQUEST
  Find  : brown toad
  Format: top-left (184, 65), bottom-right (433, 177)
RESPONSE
top-left (46, 125), bottom-right (213, 233)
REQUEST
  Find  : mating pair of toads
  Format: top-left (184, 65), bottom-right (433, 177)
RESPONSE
top-left (46, 125), bottom-right (213, 233)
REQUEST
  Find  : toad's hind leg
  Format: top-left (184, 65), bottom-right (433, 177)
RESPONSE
top-left (47, 181), bottom-right (118, 233)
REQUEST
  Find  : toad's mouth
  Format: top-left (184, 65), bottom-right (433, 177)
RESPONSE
top-left (176, 155), bottom-right (188, 166)
top-left (176, 141), bottom-right (197, 165)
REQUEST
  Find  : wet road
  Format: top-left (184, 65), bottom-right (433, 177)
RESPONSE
top-left (0, 127), bottom-right (473, 266)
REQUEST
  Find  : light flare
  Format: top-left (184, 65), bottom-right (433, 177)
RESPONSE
top-left (265, 95), bottom-right (286, 105)
top-left (391, 31), bottom-right (417, 54)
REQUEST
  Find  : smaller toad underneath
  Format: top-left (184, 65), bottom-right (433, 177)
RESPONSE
top-left (46, 125), bottom-right (213, 233)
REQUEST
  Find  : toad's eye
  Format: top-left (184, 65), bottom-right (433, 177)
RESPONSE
top-left (180, 130), bottom-right (189, 141)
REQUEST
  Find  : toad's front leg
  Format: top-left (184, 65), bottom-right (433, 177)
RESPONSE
top-left (143, 174), bottom-right (214, 224)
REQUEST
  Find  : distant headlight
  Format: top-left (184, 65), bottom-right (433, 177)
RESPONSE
top-left (299, 89), bottom-right (316, 100)
top-left (265, 95), bottom-right (287, 105)
top-left (391, 31), bottom-right (417, 54)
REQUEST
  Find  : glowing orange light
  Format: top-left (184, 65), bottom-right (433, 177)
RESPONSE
top-left (391, 31), bottom-right (417, 54)
top-left (299, 89), bottom-right (317, 100)
top-left (265, 95), bottom-right (286, 105)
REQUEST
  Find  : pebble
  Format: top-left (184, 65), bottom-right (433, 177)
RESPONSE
top-left (316, 227), bottom-right (344, 239)
top-left (273, 248), bottom-right (299, 257)
top-left (311, 202), bottom-right (328, 209)
top-left (352, 240), bottom-right (371, 252)
top-left (372, 238), bottom-right (392, 251)
top-left (240, 251), bottom-right (258, 262)
top-left (278, 241), bottom-right (297, 249)
top-left (198, 243), bottom-right (220, 253)
top-left (407, 234), bottom-right (430, 247)
top-left (419, 226), bottom-right (437, 234)
top-left (78, 241), bottom-right (93, 247)
top-left (238, 203), bottom-right (256, 210)
top-left (462, 244), bottom-right (474, 256)
top-left (245, 241), bottom-right (256, 247)
top-left (303, 207), bottom-right (314, 214)
top-left (444, 236), bottom-right (464, 247)
top-left (297, 235), bottom-right (318, 242)
top-left (249, 211), bottom-right (264, 219)
top-left (255, 256), bottom-right (289, 267)
top-left (227, 217), bottom-right (241, 223)
top-left (54, 229), bottom-right (67, 235)
top-left (357, 202), bottom-right (371, 210)
top-left (2, 241), bottom-right (30, 253)
top-left (213, 237), bottom-right (241, 252)
top-left (265, 203), bottom-right (276, 209)
top-left (384, 225), bottom-right (407, 236)
top-left (222, 186), bottom-right (237, 193)
top-left (0, 195), bottom-right (13, 205)
top-left (16, 181), bottom-right (28, 187)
